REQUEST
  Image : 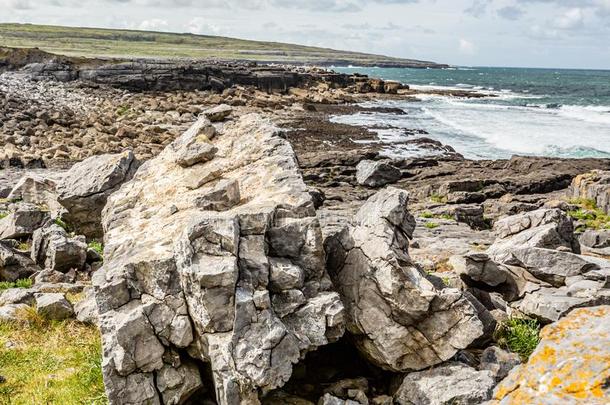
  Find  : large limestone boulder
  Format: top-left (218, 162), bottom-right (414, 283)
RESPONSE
top-left (326, 187), bottom-right (484, 372)
top-left (56, 150), bottom-right (139, 239)
top-left (31, 224), bottom-right (87, 272)
top-left (0, 203), bottom-right (51, 240)
top-left (487, 208), bottom-right (579, 263)
top-left (94, 114), bottom-right (345, 405)
top-left (355, 160), bottom-right (401, 187)
top-left (493, 306), bottom-right (610, 404)
top-left (0, 241), bottom-right (41, 282)
top-left (7, 173), bottom-right (64, 216)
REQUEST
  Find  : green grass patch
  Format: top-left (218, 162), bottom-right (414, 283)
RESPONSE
top-left (0, 316), bottom-right (107, 404)
top-left (420, 212), bottom-right (434, 218)
top-left (16, 242), bottom-right (31, 252)
top-left (429, 194), bottom-right (447, 204)
top-left (0, 212), bottom-right (7, 220)
top-left (567, 198), bottom-right (610, 230)
top-left (88, 241), bottom-right (104, 259)
top-left (425, 222), bottom-right (440, 229)
top-left (54, 217), bottom-right (71, 232)
top-left (0, 278), bottom-right (32, 291)
top-left (494, 317), bottom-right (541, 361)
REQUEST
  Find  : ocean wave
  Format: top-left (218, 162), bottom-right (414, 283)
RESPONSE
top-left (558, 105), bottom-right (610, 125)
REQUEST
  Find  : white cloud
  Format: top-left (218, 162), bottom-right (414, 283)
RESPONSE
top-left (553, 7), bottom-right (584, 29)
top-left (187, 17), bottom-right (223, 35)
top-left (137, 18), bottom-right (169, 31)
top-left (458, 38), bottom-right (476, 54)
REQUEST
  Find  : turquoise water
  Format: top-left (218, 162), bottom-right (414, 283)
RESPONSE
top-left (332, 67), bottom-right (610, 159)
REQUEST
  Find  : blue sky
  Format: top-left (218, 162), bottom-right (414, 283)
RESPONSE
top-left (2, 0), bottom-right (610, 69)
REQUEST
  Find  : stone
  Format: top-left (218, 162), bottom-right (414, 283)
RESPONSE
top-left (35, 292), bottom-right (74, 320)
top-left (517, 287), bottom-right (610, 323)
top-left (56, 150), bottom-right (139, 239)
top-left (487, 208), bottom-right (579, 264)
top-left (355, 160), bottom-right (401, 187)
top-left (74, 287), bottom-right (99, 326)
top-left (0, 203), bottom-right (50, 239)
top-left (318, 394), bottom-right (360, 405)
top-left (7, 173), bottom-right (64, 215)
top-left (0, 303), bottom-right (29, 321)
top-left (172, 118), bottom-right (219, 167)
top-left (0, 288), bottom-right (34, 306)
top-left (580, 229), bottom-right (610, 248)
top-left (94, 114), bottom-right (345, 404)
top-left (479, 346), bottom-right (521, 381)
top-left (203, 104), bottom-right (233, 122)
top-left (394, 362), bottom-right (495, 405)
top-left (569, 170), bottom-right (610, 214)
top-left (326, 187), bottom-right (484, 372)
top-left (493, 306), bottom-right (610, 403)
top-left (31, 224), bottom-right (87, 272)
top-left (0, 241), bottom-right (41, 282)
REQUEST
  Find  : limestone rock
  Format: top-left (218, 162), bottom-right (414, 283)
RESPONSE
top-left (203, 104), bottom-right (233, 122)
top-left (487, 208), bottom-right (579, 264)
top-left (0, 203), bottom-right (50, 239)
top-left (569, 170), bottom-right (610, 214)
top-left (326, 187), bottom-right (484, 372)
top-left (394, 362), bottom-right (495, 405)
top-left (35, 292), bottom-right (74, 320)
top-left (0, 241), bottom-right (41, 282)
top-left (0, 288), bottom-right (35, 307)
top-left (479, 346), bottom-right (521, 382)
top-left (355, 160), bottom-right (401, 187)
top-left (7, 173), bottom-right (64, 216)
top-left (493, 306), bottom-right (610, 404)
top-left (0, 303), bottom-right (29, 321)
top-left (94, 114), bottom-right (345, 404)
top-left (74, 287), bottom-right (99, 326)
top-left (56, 150), bottom-right (139, 239)
top-left (31, 224), bottom-right (87, 272)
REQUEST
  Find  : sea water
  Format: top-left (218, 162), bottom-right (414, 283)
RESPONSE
top-left (333, 67), bottom-right (610, 160)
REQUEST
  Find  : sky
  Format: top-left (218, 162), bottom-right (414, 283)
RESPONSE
top-left (1, 0), bottom-right (610, 69)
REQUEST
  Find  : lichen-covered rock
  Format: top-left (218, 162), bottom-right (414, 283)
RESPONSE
top-left (569, 170), bottom-right (610, 214)
top-left (493, 306), bottom-right (610, 404)
top-left (326, 187), bottom-right (484, 372)
top-left (57, 150), bottom-right (139, 239)
top-left (394, 362), bottom-right (496, 405)
top-left (94, 114), bottom-right (344, 404)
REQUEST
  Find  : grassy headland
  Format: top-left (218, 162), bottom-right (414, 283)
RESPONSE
top-left (0, 23), bottom-right (446, 68)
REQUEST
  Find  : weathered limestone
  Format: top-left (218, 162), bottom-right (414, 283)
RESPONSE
top-left (0, 241), bottom-right (41, 281)
top-left (517, 287), bottom-right (610, 323)
top-left (35, 292), bottom-right (74, 320)
top-left (569, 170), bottom-right (610, 214)
top-left (56, 151), bottom-right (139, 239)
top-left (7, 173), bottom-right (64, 215)
top-left (0, 203), bottom-right (50, 240)
top-left (487, 208), bottom-right (579, 264)
top-left (94, 114), bottom-right (345, 404)
top-left (394, 362), bottom-right (496, 405)
top-left (326, 187), bottom-right (484, 372)
top-left (479, 346), bottom-right (521, 382)
top-left (493, 306), bottom-right (610, 404)
top-left (31, 224), bottom-right (87, 272)
top-left (355, 160), bottom-right (401, 187)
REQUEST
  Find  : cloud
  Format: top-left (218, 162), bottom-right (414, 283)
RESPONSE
top-left (553, 7), bottom-right (584, 29)
top-left (2, 0), bottom-right (33, 9)
top-left (497, 6), bottom-right (525, 20)
top-left (464, 0), bottom-right (491, 17)
top-left (458, 38), bottom-right (476, 54)
top-left (137, 18), bottom-right (168, 31)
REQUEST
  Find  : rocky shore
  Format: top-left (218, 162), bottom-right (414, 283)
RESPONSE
top-left (1, 48), bottom-right (609, 404)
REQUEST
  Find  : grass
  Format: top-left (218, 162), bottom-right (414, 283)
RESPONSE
top-left (567, 198), bottom-right (610, 230)
top-left (16, 242), bottom-right (31, 252)
top-left (54, 217), bottom-right (71, 232)
top-left (0, 212), bottom-right (7, 220)
top-left (425, 222), bottom-right (440, 229)
top-left (0, 279), bottom-right (33, 291)
top-left (494, 317), bottom-right (541, 361)
top-left (88, 241), bottom-right (104, 259)
top-left (429, 194), bottom-right (448, 204)
top-left (0, 23), bottom-right (438, 67)
top-left (0, 314), bottom-right (107, 404)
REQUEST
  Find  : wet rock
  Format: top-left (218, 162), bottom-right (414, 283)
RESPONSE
top-left (31, 224), bottom-right (87, 272)
top-left (394, 362), bottom-right (495, 405)
top-left (493, 306), bottom-right (610, 403)
top-left (355, 160), bottom-right (401, 187)
top-left (57, 151), bottom-right (139, 239)
top-left (35, 292), bottom-right (74, 320)
top-left (0, 203), bottom-right (51, 240)
top-left (479, 346), bottom-right (521, 382)
top-left (326, 187), bottom-right (484, 372)
top-left (94, 114), bottom-right (345, 404)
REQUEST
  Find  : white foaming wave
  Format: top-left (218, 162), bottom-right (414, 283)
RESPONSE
top-left (558, 105), bottom-right (610, 125)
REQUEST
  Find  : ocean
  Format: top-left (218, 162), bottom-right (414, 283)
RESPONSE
top-left (333, 66), bottom-right (610, 160)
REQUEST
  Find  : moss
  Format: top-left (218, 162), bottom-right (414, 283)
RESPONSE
top-left (54, 217), bottom-right (70, 232)
top-left (425, 222), bottom-right (440, 229)
top-left (16, 241), bottom-right (31, 252)
top-left (0, 278), bottom-right (32, 291)
top-left (420, 212), bottom-right (434, 219)
top-left (429, 194), bottom-right (447, 204)
top-left (0, 212), bottom-right (7, 220)
top-left (495, 317), bottom-right (541, 361)
top-left (0, 316), bottom-right (106, 404)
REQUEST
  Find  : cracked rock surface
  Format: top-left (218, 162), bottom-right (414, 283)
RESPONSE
top-left (94, 113), bottom-right (345, 404)
top-left (325, 187), bottom-right (484, 372)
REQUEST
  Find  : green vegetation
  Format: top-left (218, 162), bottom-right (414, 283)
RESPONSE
top-left (425, 222), bottom-right (440, 229)
top-left (495, 317), bottom-right (541, 361)
top-left (567, 198), bottom-right (610, 230)
top-left (429, 194), bottom-right (448, 204)
top-left (0, 212), bottom-right (7, 220)
top-left (420, 212), bottom-right (454, 221)
top-left (16, 242), bottom-right (31, 252)
top-left (54, 217), bottom-right (70, 232)
top-left (0, 23), bottom-right (437, 67)
top-left (0, 313), bottom-right (107, 404)
top-left (0, 278), bottom-right (33, 291)
top-left (421, 212), bottom-right (434, 218)
top-left (88, 241), bottom-right (104, 258)
top-left (116, 105), bottom-right (131, 117)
